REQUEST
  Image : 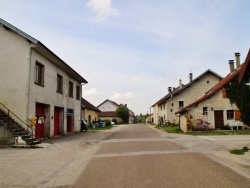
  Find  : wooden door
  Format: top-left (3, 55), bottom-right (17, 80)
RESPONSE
top-left (214, 110), bottom-right (224, 129)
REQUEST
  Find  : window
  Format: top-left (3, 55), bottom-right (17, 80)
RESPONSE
top-left (227, 110), bottom-right (234, 120)
top-left (69, 81), bottom-right (73, 98)
top-left (203, 107), bottom-right (208, 115)
top-left (76, 85), bottom-right (80, 100)
top-left (171, 103), bottom-right (174, 106)
top-left (207, 80), bottom-right (209, 84)
top-left (179, 101), bottom-right (184, 108)
top-left (35, 62), bottom-right (44, 86)
top-left (57, 74), bottom-right (63, 93)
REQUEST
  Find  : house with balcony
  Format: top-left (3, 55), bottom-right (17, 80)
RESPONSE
top-left (176, 51), bottom-right (250, 132)
top-left (152, 70), bottom-right (222, 125)
top-left (0, 18), bottom-right (87, 140)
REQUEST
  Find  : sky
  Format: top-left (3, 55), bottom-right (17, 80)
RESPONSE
top-left (1, 0), bottom-right (250, 115)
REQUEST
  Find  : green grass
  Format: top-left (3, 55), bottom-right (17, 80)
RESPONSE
top-left (155, 125), bottom-right (250, 136)
top-left (156, 125), bottom-right (183, 134)
top-left (186, 129), bottom-right (250, 136)
top-left (230, 146), bottom-right (249, 155)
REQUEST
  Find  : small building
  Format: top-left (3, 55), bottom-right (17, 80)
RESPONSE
top-left (152, 70), bottom-right (222, 125)
top-left (176, 51), bottom-right (249, 132)
top-left (0, 18), bottom-right (87, 138)
top-left (81, 98), bottom-right (101, 125)
top-left (97, 99), bottom-right (134, 124)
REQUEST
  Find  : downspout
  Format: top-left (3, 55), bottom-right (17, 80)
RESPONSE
top-left (26, 46), bottom-right (33, 125)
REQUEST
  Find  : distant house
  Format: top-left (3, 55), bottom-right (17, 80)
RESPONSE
top-left (152, 70), bottom-right (222, 125)
top-left (81, 98), bottom-right (101, 125)
top-left (176, 52), bottom-right (250, 132)
top-left (97, 99), bottom-right (134, 124)
top-left (0, 18), bottom-right (87, 138)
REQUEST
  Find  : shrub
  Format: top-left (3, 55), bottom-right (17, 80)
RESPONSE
top-left (103, 119), bottom-right (111, 126)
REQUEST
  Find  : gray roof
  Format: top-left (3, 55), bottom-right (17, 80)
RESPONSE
top-left (0, 18), bottom-right (87, 84)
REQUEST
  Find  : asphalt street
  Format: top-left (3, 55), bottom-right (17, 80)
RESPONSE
top-left (0, 124), bottom-right (250, 187)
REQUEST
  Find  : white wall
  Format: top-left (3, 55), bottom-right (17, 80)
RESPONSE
top-left (98, 101), bottom-right (118, 111)
top-left (28, 49), bottom-right (82, 137)
top-left (0, 24), bottom-right (31, 123)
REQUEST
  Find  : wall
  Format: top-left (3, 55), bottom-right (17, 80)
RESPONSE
top-left (166, 73), bottom-right (221, 124)
top-left (82, 109), bottom-right (99, 124)
top-left (0, 24), bottom-right (31, 124)
top-left (98, 101), bottom-right (118, 111)
top-left (189, 90), bottom-right (238, 129)
top-left (28, 49), bottom-right (82, 137)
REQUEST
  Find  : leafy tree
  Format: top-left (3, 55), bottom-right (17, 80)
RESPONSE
top-left (116, 105), bottom-right (129, 123)
top-left (225, 78), bottom-right (250, 125)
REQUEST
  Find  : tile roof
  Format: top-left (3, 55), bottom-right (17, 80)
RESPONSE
top-left (81, 98), bottom-right (101, 112)
top-left (98, 111), bottom-right (117, 117)
top-left (176, 49), bottom-right (250, 114)
top-left (152, 69), bottom-right (222, 106)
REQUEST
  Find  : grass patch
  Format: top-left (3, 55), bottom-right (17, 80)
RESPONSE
top-left (156, 125), bottom-right (183, 134)
top-left (186, 129), bottom-right (250, 136)
top-left (230, 146), bottom-right (249, 155)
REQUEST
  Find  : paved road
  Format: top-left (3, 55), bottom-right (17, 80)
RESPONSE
top-left (74, 125), bottom-right (250, 188)
top-left (0, 124), bottom-right (250, 187)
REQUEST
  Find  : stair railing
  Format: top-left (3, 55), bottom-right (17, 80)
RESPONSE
top-left (0, 102), bottom-right (35, 139)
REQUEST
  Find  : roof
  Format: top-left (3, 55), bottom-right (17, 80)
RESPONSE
top-left (98, 111), bottom-right (117, 117)
top-left (97, 99), bottom-right (119, 108)
top-left (176, 49), bottom-right (250, 114)
top-left (0, 18), bottom-right (87, 84)
top-left (152, 69), bottom-right (222, 106)
top-left (81, 98), bottom-right (101, 112)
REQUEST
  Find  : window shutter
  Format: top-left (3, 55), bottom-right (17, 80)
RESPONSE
top-left (235, 110), bottom-right (241, 120)
top-left (222, 89), bottom-right (227, 98)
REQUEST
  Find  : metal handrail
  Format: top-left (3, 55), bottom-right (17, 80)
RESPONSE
top-left (0, 101), bottom-right (35, 138)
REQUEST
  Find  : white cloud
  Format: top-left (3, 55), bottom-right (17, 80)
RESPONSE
top-left (110, 92), bottom-right (136, 106)
top-left (83, 88), bottom-right (99, 97)
top-left (87, 0), bottom-right (118, 22)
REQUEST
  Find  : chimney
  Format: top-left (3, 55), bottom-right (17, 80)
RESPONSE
top-left (228, 60), bottom-right (235, 73)
top-left (168, 87), bottom-right (172, 94)
top-left (179, 79), bottom-right (182, 88)
top-left (235, 52), bottom-right (240, 68)
top-left (189, 73), bottom-right (193, 83)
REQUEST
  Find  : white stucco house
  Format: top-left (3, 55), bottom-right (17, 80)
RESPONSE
top-left (0, 18), bottom-right (87, 138)
top-left (176, 52), bottom-right (249, 132)
top-left (152, 70), bottom-right (222, 125)
top-left (97, 99), bottom-right (134, 124)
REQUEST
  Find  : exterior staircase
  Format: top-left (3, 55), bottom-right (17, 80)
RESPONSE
top-left (0, 104), bottom-right (41, 146)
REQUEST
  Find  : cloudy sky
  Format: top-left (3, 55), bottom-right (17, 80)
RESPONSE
top-left (1, 0), bottom-right (250, 115)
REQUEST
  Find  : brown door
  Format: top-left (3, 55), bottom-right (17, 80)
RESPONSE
top-left (214, 110), bottom-right (224, 129)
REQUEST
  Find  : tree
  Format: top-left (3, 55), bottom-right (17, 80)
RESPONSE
top-left (225, 78), bottom-right (250, 125)
top-left (116, 105), bottom-right (129, 123)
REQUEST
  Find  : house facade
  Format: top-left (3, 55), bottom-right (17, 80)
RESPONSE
top-left (0, 18), bottom-right (87, 138)
top-left (152, 70), bottom-right (222, 125)
top-left (176, 52), bottom-right (249, 132)
top-left (82, 98), bottom-right (100, 125)
top-left (97, 99), bottom-right (134, 124)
